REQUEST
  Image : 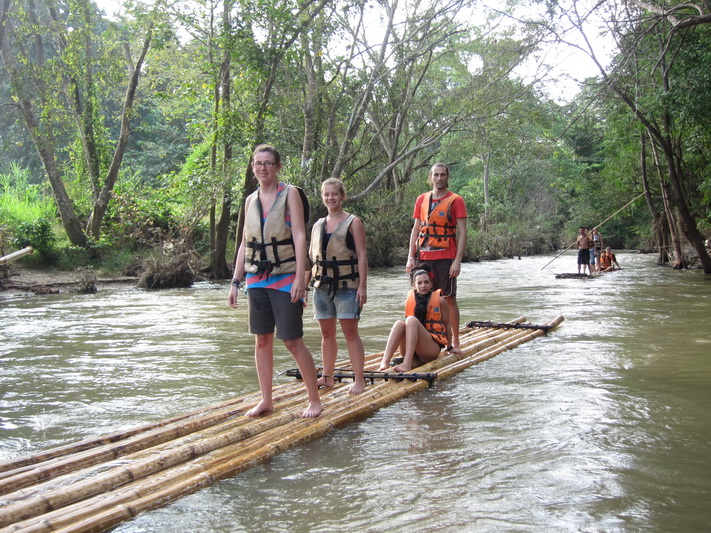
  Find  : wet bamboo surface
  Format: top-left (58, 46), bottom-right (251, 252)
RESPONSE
top-left (0, 315), bottom-right (563, 533)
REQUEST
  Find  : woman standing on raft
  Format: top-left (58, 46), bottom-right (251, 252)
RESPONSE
top-left (378, 264), bottom-right (463, 372)
top-left (228, 144), bottom-right (322, 418)
top-left (309, 178), bottom-right (368, 394)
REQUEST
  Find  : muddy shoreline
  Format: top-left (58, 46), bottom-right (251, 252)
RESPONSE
top-left (0, 265), bottom-right (138, 295)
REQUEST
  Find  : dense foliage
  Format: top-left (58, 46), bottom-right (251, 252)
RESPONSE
top-left (1, 0), bottom-right (709, 277)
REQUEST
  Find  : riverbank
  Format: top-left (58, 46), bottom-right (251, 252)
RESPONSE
top-left (0, 264), bottom-right (138, 295)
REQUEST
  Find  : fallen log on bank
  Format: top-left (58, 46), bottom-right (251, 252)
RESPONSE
top-left (0, 315), bottom-right (563, 533)
top-left (0, 247), bottom-right (33, 267)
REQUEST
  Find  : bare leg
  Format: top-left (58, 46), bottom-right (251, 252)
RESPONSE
top-left (340, 318), bottom-right (366, 394)
top-left (378, 320), bottom-right (405, 370)
top-left (283, 337), bottom-right (323, 418)
top-left (445, 294), bottom-right (460, 348)
top-left (393, 316), bottom-right (441, 372)
top-left (246, 333), bottom-right (275, 417)
top-left (317, 318), bottom-right (337, 388)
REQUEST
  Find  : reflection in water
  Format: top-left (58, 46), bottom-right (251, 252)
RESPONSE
top-left (2, 253), bottom-right (711, 531)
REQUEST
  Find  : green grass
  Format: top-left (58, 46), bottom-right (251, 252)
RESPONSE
top-left (0, 164), bottom-right (57, 228)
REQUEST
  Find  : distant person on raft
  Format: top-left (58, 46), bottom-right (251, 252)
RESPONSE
top-left (599, 247), bottom-right (622, 272)
top-left (576, 226), bottom-right (593, 275)
top-left (591, 227), bottom-right (603, 272)
top-left (378, 264), bottom-right (463, 372)
top-left (228, 144), bottom-right (322, 419)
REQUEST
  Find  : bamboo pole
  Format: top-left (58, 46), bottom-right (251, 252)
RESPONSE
top-left (0, 247), bottom-right (33, 266)
top-left (0, 317), bottom-right (563, 533)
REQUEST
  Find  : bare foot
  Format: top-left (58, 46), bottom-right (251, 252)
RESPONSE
top-left (317, 375), bottom-right (334, 389)
top-left (246, 399), bottom-right (274, 417)
top-left (302, 401), bottom-right (323, 418)
top-left (348, 379), bottom-right (366, 395)
top-left (393, 362), bottom-right (412, 372)
top-left (377, 356), bottom-right (393, 371)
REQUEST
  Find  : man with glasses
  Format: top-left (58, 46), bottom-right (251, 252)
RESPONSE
top-left (229, 144), bottom-right (322, 419)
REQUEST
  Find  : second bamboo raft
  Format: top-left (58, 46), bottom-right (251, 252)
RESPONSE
top-left (0, 315), bottom-right (563, 533)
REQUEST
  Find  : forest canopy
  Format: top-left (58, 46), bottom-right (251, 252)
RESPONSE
top-left (1, 0), bottom-right (710, 277)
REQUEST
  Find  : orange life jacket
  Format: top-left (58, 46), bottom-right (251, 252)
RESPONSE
top-left (417, 192), bottom-right (457, 252)
top-left (599, 252), bottom-right (613, 269)
top-left (405, 288), bottom-right (447, 346)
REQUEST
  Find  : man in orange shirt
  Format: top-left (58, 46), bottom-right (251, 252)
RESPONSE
top-left (406, 163), bottom-right (467, 350)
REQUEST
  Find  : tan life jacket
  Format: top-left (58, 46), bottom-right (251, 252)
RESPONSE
top-left (243, 184), bottom-right (304, 276)
top-left (310, 214), bottom-right (360, 293)
top-left (417, 192), bottom-right (458, 253)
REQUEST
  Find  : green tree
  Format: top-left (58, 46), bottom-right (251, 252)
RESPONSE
top-left (0, 0), bottom-right (159, 245)
top-left (540, 0), bottom-right (711, 272)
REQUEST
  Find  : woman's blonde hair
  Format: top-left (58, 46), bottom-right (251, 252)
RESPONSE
top-left (321, 177), bottom-right (346, 198)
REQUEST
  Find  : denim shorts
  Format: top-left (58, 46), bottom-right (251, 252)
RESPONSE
top-left (313, 287), bottom-right (361, 320)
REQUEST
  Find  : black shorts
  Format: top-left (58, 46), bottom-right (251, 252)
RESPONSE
top-left (421, 259), bottom-right (456, 298)
top-left (577, 249), bottom-right (590, 265)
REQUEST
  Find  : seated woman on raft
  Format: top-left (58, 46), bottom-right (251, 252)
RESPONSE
top-left (378, 264), bottom-right (463, 372)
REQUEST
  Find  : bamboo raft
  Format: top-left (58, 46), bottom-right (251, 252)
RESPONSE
top-left (0, 315), bottom-right (563, 532)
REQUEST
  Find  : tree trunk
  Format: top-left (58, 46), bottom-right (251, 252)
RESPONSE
top-left (482, 150), bottom-right (491, 232)
top-left (86, 28), bottom-right (153, 238)
top-left (0, 2), bottom-right (87, 245)
top-left (648, 134), bottom-right (686, 268)
top-left (213, 189), bottom-right (232, 278)
top-left (301, 38), bottom-right (317, 184)
top-left (640, 134), bottom-right (668, 263)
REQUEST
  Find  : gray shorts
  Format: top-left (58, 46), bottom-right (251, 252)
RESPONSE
top-left (247, 288), bottom-right (303, 340)
top-left (313, 287), bottom-right (361, 320)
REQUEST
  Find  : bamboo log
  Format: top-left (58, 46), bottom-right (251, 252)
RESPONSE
top-left (0, 247), bottom-right (33, 266)
top-left (0, 316), bottom-right (563, 533)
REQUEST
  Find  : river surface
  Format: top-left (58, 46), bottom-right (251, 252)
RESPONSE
top-left (1, 253), bottom-right (710, 532)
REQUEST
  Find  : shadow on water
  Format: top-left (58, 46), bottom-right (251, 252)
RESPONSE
top-left (2, 252), bottom-right (711, 532)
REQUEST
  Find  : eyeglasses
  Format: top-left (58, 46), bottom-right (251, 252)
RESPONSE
top-left (253, 161), bottom-right (276, 168)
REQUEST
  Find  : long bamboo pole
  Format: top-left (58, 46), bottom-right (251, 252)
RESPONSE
top-left (541, 192), bottom-right (645, 270)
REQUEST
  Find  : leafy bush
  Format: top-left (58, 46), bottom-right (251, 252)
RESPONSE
top-left (11, 219), bottom-right (57, 260)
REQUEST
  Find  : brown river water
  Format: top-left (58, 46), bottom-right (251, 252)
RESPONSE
top-left (1, 252), bottom-right (710, 532)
